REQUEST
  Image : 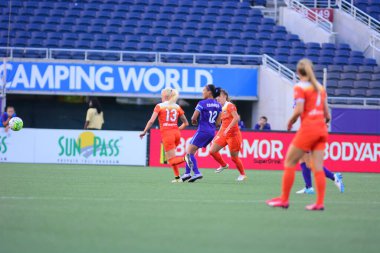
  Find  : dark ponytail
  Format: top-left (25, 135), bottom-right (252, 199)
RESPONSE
top-left (207, 84), bottom-right (221, 98)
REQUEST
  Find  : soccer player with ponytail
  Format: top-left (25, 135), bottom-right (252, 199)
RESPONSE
top-left (140, 88), bottom-right (189, 183)
top-left (267, 58), bottom-right (330, 211)
top-left (181, 84), bottom-right (222, 183)
top-left (209, 89), bottom-right (247, 181)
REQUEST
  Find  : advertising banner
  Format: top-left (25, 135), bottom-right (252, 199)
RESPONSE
top-left (0, 61), bottom-right (258, 99)
top-left (0, 128), bottom-right (147, 165)
top-left (149, 129), bottom-right (380, 173)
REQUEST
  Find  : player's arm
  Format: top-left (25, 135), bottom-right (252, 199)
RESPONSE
top-left (179, 114), bottom-right (189, 130)
top-left (215, 113), bottom-right (222, 127)
top-left (223, 110), bottom-right (239, 136)
top-left (287, 101), bottom-right (304, 131)
top-left (140, 112), bottom-right (158, 138)
top-left (323, 98), bottom-right (331, 124)
top-left (84, 109), bottom-right (92, 129)
top-left (191, 110), bottom-right (200, 126)
top-left (2, 114), bottom-right (11, 127)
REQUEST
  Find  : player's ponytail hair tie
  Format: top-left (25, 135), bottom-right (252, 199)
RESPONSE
top-left (206, 84), bottom-right (221, 98)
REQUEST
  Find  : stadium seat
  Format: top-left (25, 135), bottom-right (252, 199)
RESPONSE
top-left (369, 81), bottom-right (380, 89)
top-left (327, 80), bottom-right (338, 89)
top-left (341, 73), bottom-right (357, 80)
top-left (335, 88), bottom-right (351, 97)
top-left (343, 65), bottom-right (359, 73)
top-left (366, 89), bottom-right (380, 98)
top-left (353, 80), bottom-right (369, 89)
top-left (338, 80), bottom-right (354, 88)
top-left (327, 72), bottom-right (341, 81)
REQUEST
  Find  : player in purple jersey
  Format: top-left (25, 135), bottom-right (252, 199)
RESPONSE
top-left (182, 84), bottom-right (222, 183)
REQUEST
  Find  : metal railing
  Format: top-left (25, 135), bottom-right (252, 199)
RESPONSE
top-left (297, 0), bottom-right (336, 8)
top-left (286, 0), bottom-right (334, 33)
top-left (369, 33), bottom-right (380, 58)
top-left (337, 0), bottom-right (380, 34)
top-left (0, 47), bottom-right (263, 66)
top-left (328, 97), bottom-right (380, 107)
top-left (262, 54), bottom-right (297, 82)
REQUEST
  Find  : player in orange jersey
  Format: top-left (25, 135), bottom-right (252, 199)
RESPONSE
top-left (140, 88), bottom-right (189, 183)
top-left (209, 89), bottom-right (247, 181)
top-left (266, 58), bottom-right (330, 211)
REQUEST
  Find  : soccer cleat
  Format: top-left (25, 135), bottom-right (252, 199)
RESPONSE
top-left (184, 154), bottom-right (193, 170)
top-left (188, 174), bottom-right (203, 183)
top-left (305, 203), bottom-right (324, 211)
top-left (296, 187), bottom-right (315, 194)
top-left (171, 178), bottom-right (183, 183)
top-left (334, 173), bottom-right (345, 193)
top-left (215, 164), bottom-right (229, 173)
top-left (180, 173), bottom-right (192, 182)
top-left (266, 197), bottom-right (289, 209)
top-left (236, 175), bottom-right (248, 181)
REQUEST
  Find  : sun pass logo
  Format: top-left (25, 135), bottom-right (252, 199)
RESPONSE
top-left (58, 132), bottom-right (120, 158)
top-left (1, 63), bottom-right (213, 93)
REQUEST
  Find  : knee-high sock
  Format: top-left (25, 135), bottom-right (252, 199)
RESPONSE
top-left (301, 162), bottom-right (312, 188)
top-left (323, 167), bottom-right (335, 181)
top-left (231, 156), bottom-right (245, 175)
top-left (314, 170), bottom-right (326, 206)
top-left (281, 166), bottom-right (296, 202)
top-left (185, 163), bottom-right (191, 174)
top-left (168, 157), bottom-right (184, 166)
top-left (190, 154), bottom-right (200, 175)
top-left (170, 165), bottom-right (179, 177)
top-left (209, 151), bottom-right (227, 167)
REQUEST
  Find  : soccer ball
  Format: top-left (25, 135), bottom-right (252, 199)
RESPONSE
top-left (9, 117), bottom-right (23, 131)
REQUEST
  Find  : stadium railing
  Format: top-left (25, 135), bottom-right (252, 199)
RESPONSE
top-left (285, 0), bottom-right (334, 33)
top-left (336, 0), bottom-right (380, 34)
top-left (0, 47), bottom-right (263, 66)
top-left (297, 0), bottom-right (335, 8)
top-left (262, 54), bottom-right (297, 82)
top-left (369, 33), bottom-right (380, 59)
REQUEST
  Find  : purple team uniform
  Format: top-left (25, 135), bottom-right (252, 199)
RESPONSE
top-left (190, 99), bottom-right (222, 147)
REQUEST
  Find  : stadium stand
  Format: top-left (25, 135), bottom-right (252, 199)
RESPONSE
top-left (0, 0), bottom-right (379, 104)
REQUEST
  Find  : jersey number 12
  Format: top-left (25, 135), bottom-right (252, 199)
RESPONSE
top-left (208, 111), bottom-right (218, 123)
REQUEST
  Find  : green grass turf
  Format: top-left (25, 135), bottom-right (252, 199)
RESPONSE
top-left (0, 164), bottom-right (379, 253)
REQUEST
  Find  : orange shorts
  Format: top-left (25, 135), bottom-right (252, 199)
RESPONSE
top-left (161, 130), bottom-right (180, 152)
top-left (292, 127), bottom-right (328, 151)
top-left (213, 130), bottom-right (242, 153)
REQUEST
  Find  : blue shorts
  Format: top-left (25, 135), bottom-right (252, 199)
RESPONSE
top-left (190, 131), bottom-right (215, 148)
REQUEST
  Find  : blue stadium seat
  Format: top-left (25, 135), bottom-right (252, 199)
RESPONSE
top-left (369, 81), bottom-right (380, 89)
top-left (275, 48), bottom-right (290, 57)
top-left (220, 8), bottom-right (235, 17)
top-left (277, 41), bottom-right (292, 49)
top-left (353, 80), bottom-right (369, 89)
top-left (226, 31), bottom-right (241, 40)
top-left (333, 57), bottom-right (348, 65)
top-left (328, 65), bottom-right (343, 73)
top-left (256, 32), bottom-right (271, 41)
top-left (343, 65), bottom-right (358, 73)
top-left (218, 39), bottom-right (232, 47)
top-left (245, 47), bottom-right (261, 55)
top-left (341, 73), bottom-right (357, 80)
top-left (292, 41), bottom-right (306, 49)
top-left (349, 57), bottom-right (364, 66)
top-left (289, 48), bottom-right (304, 56)
top-left (305, 49), bottom-right (320, 57)
top-left (363, 58), bottom-right (377, 66)
top-left (356, 73), bottom-right (371, 81)
top-left (231, 46), bottom-right (245, 55)
top-left (327, 72), bottom-right (341, 80)
top-left (216, 46), bottom-right (230, 54)
top-left (366, 89), bottom-right (380, 98)
top-left (338, 80), bottom-right (354, 88)
top-left (306, 42), bottom-right (321, 50)
top-left (358, 66), bottom-right (374, 73)
top-left (335, 88), bottom-right (351, 97)
top-left (271, 33), bottom-right (286, 41)
top-left (327, 80), bottom-right (338, 89)
top-left (211, 31), bottom-right (226, 39)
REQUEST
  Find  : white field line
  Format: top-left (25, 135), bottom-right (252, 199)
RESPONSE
top-left (0, 196), bottom-right (380, 205)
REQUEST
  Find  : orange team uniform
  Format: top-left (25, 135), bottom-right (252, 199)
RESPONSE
top-left (292, 81), bottom-right (328, 151)
top-left (213, 102), bottom-right (242, 152)
top-left (154, 101), bottom-right (185, 152)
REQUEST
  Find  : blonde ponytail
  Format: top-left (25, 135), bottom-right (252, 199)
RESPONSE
top-left (297, 58), bottom-right (321, 92)
top-left (161, 88), bottom-right (179, 104)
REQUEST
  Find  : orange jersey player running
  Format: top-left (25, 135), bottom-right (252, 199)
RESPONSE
top-left (140, 88), bottom-right (189, 183)
top-left (209, 89), bottom-right (247, 181)
top-left (266, 58), bottom-right (330, 211)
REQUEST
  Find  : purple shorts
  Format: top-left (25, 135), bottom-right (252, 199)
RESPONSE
top-left (190, 131), bottom-right (215, 148)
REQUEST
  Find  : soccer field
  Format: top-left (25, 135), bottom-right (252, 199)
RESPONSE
top-left (0, 164), bottom-right (379, 253)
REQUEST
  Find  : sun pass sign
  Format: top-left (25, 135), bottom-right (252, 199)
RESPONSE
top-left (1, 61), bottom-right (258, 98)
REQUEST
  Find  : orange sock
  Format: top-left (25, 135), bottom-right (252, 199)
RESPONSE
top-left (210, 151), bottom-right (227, 167)
top-left (281, 166), bottom-right (296, 202)
top-left (314, 170), bottom-right (326, 206)
top-left (168, 157), bottom-right (185, 166)
top-left (231, 156), bottom-right (245, 175)
top-left (171, 165), bottom-right (180, 177)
